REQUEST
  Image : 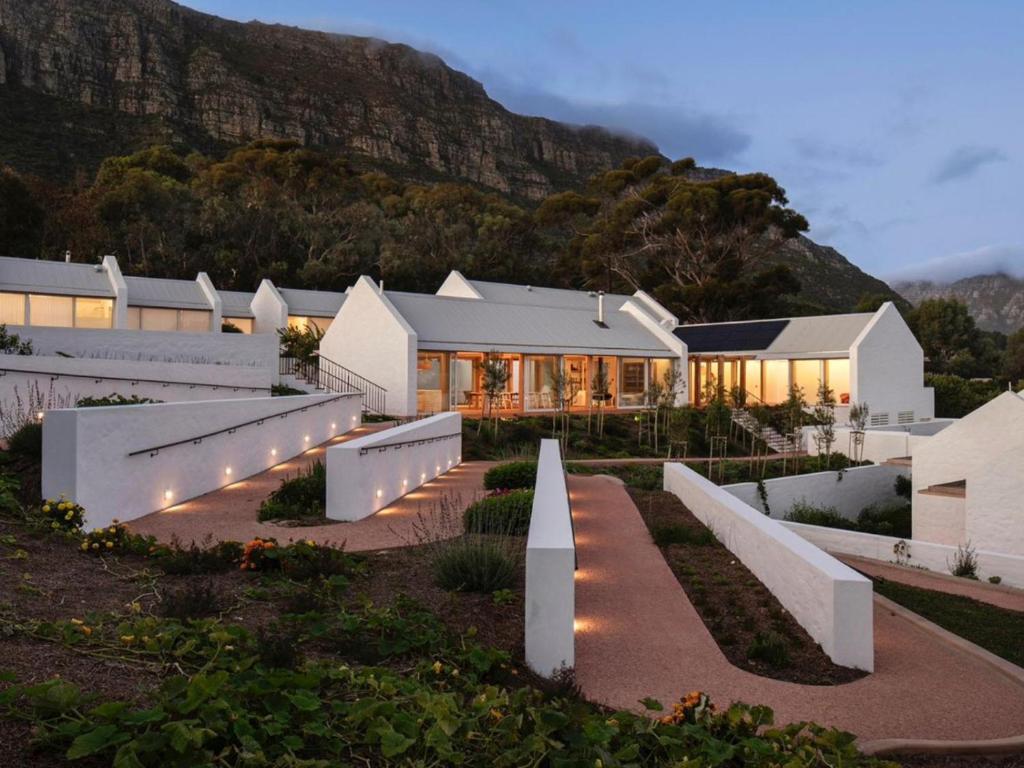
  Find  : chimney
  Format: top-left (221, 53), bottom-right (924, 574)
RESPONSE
top-left (378, 280), bottom-right (384, 295)
top-left (64, 250), bottom-right (71, 263)
top-left (597, 291), bottom-right (605, 324)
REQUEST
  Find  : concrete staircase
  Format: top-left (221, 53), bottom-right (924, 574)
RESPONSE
top-left (731, 408), bottom-right (801, 454)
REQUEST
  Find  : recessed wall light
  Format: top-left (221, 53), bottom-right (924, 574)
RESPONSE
top-left (271, 448), bottom-right (277, 457)
top-left (225, 466), bottom-right (233, 476)
top-left (164, 489), bottom-right (173, 501)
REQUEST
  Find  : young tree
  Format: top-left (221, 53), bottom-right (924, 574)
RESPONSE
top-left (590, 362), bottom-right (611, 438)
top-left (811, 382), bottom-right (837, 469)
top-left (480, 354), bottom-right (510, 436)
top-left (847, 401), bottom-right (870, 464)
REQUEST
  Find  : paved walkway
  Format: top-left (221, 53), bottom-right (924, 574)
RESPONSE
top-left (570, 474), bottom-right (1024, 743)
top-left (129, 426), bottom-right (492, 551)
top-left (838, 553), bottom-right (1024, 613)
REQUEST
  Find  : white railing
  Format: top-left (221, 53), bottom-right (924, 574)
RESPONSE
top-left (525, 439), bottom-right (576, 677)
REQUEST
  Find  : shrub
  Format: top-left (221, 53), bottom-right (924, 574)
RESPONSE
top-left (0, 324), bottom-right (32, 355)
top-left (989, 575), bottom-right (1003, 585)
top-left (784, 501), bottom-right (856, 530)
top-left (155, 538), bottom-right (243, 575)
top-left (894, 474), bottom-right (912, 499)
top-left (259, 461), bottom-right (325, 522)
top-left (463, 489), bottom-right (533, 535)
top-left (7, 421), bottom-right (42, 460)
top-left (856, 503), bottom-right (912, 538)
top-left (432, 537), bottom-right (518, 593)
top-left (950, 541), bottom-right (979, 579)
top-left (650, 523), bottom-right (715, 548)
top-left (80, 522), bottom-right (130, 555)
top-left (75, 394), bottom-right (160, 408)
top-left (276, 539), bottom-right (360, 581)
top-left (41, 497), bottom-right (85, 533)
top-left (747, 631), bottom-right (791, 667)
top-left (483, 460), bottom-right (537, 490)
top-left (159, 580), bottom-right (223, 620)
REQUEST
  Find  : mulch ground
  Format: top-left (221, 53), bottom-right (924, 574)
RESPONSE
top-left (897, 755), bottom-right (1024, 768)
top-left (629, 488), bottom-right (867, 686)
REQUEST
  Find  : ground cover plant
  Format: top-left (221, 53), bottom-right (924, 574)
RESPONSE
top-left (785, 500), bottom-right (912, 539)
top-left (871, 578), bottom-right (1024, 667)
top-left (630, 488), bottom-right (866, 685)
top-left (258, 460), bottom-right (327, 523)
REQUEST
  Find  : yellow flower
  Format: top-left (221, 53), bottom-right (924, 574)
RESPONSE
top-left (305, 540), bottom-right (316, 547)
top-left (70, 618), bottom-right (84, 625)
top-left (105, 541), bottom-right (114, 549)
top-left (80, 542), bottom-right (89, 551)
top-left (120, 635), bottom-right (135, 644)
top-left (129, 601), bottom-right (141, 614)
top-left (91, 543), bottom-right (99, 550)
top-left (50, 522), bottom-right (60, 529)
top-left (57, 502), bottom-right (66, 511)
top-left (432, 661), bottom-right (443, 674)
top-left (42, 505), bottom-right (51, 513)
top-left (80, 626), bottom-right (92, 637)
top-left (108, 527), bottom-right (116, 534)
top-left (65, 511), bottom-right (73, 521)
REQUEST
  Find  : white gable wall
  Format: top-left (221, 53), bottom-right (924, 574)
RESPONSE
top-left (319, 277), bottom-right (418, 417)
top-left (252, 280), bottom-right (288, 334)
top-left (849, 303), bottom-right (933, 424)
top-left (968, 450), bottom-right (1024, 555)
top-left (619, 299), bottom-right (688, 404)
top-left (435, 270), bottom-right (484, 299)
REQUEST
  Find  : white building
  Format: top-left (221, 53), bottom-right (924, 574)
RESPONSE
top-left (675, 302), bottom-right (934, 426)
top-left (911, 391), bottom-right (1024, 557)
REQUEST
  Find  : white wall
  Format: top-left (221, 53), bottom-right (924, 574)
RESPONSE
top-left (196, 273), bottom-right (224, 331)
top-left (801, 420), bottom-right (954, 464)
top-left (783, 522), bottom-right (1024, 589)
top-left (664, 462), bottom-right (874, 671)
top-left (326, 412), bottom-right (461, 521)
top-left (320, 276), bottom-right (416, 417)
top-left (103, 255), bottom-right (129, 329)
top-left (619, 298), bottom-right (688, 406)
top-left (724, 463), bottom-right (907, 521)
top-left (849, 303), bottom-right (934, 423)
top-left (42, 394), bottom-right (361, 529)
top-left (252, 279), bottom-right (288, 335)
top-left (8, 325), bottom-right (279, 369)
top-left (526, 439), bottom-right (575, 677)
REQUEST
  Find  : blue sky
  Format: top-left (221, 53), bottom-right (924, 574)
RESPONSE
top-left (183, 1), bottom-right (1022, 284)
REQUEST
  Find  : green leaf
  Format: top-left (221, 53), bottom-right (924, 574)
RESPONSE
top-left (66, 724), bottom-right (128, 759)
top-left (640, 697), bottom-right (663, 711)
top-left (288, 690), bottom-right (321, 712)
top-left (380, 728), bottom-right (416, 758)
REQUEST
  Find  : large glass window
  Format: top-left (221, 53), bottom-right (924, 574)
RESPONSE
top-left (744, 360), bottom-right (763, 403)
top-left (288, 316), bottom-right (332, 333)
top-left (650, 358), bottom-right (674, 393)
top-left (762, 359), bottom-right (790, 405)
top-left (564, 356), bottom-right (589, 407)
top-left (591, 356), bottom-right (616, 407)
top-left (619, 358), bottom-right (647, 407)
top-left (451, 353), bottom-right (483, 408)
top-left (0, 292), bottom-right (26, 325)
top-left (178, 310), bottom-right (211, 332)
top-left (74, 298), bottom-right (113, 329)
top-left (223, 317), bottom-right (253, 334)
top-left (417, 352), bottom-right (446, 414)
top-left (826, 358), bottom-right (851, 404)
top-left (142, 308), bottom-right (179, 332)
top-left (791, 359), bottom-right (823, 403)
top-left (28, 294), bottom-right (73, 327)
top-left (524, 356), bottom-right (558, 410)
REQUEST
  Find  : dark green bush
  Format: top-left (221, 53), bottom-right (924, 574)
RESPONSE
top-left (259, 461), bottom-right (325, 522)
top-left (75, 394), bottom-right (159, 408)
top-left (856, 503), bottom-right (912, 538)
top-left (894, 474), bottom-right (912, 499)
top-left (463, 489), bottom-right (533, 535)
top-left (156, 539), bottom-right (243, 575)
top-left (432, 538), bottom-right (518, 593)
top-left (784, 502), bottom-right (857, 530)
top-left (7, 421), bottom-right (42, 460)
top-left (159, 580), bottom-right (223, 620)
top-left (483, 461), bottom-right (537, 490)
top-left (747, 631), bottom-right (791, 667)
top-left (650, 523), bottom-right (716, 548)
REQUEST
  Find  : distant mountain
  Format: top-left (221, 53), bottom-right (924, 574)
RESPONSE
top-left (893, 273), bottom-right (1024, 334)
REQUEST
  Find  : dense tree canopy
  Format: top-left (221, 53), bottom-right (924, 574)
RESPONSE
top-left (905, 298), bottom-right (1003, 378)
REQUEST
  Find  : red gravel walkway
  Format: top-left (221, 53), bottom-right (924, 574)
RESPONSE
top-left (570, 474), bottom-right (1024, 743)
top-left (129, 426), bottom-right (491, 551)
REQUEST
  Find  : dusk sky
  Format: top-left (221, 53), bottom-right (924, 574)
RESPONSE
top-left (184, 1), bottom-right (1022, 284)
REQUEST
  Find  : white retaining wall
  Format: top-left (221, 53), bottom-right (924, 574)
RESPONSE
top-left (802, 420), bottom-right (954, 464)
top-left (525, 439), bottom-right (575, 677)
top-left (9, 325), bottom-right (279, 370)
top-left (42, 394), bottom-right (361, 529)
top-left (724, 464), bottom-right (908, 521)
top-left (664, 462), bottom-right (874, 671)
top-left (326, 412), bottom-right (462, 521)
top-left (782, 522), bottom-right (1024, 590)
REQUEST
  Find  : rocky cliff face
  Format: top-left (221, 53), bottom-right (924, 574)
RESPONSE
top-left (894, 274), bottom-right (1024, 333)
top-left (0, 0), bottom-right (656, 197)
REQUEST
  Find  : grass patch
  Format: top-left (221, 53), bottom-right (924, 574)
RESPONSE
top-left (873, 578), bottom-right (1024, 667)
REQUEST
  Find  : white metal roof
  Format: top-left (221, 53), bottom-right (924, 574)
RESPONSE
top-left (384, 291), bottom-right (674, 356)
top-left (764, 313), bottom-right (874, 357)
top-left (0, 256), bottom-right (114, 298)
top-left (278, 288), bottom-right (346, 317)
top-left (466, 279), bottom-right (633, 311)
top-left (218, 290), bottom-right (255, 318)
top-left (124, 276), bottom-right (210, 310)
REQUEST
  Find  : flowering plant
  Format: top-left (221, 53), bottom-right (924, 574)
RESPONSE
top-left (41, 497), bottom-right (86, 533)
top-left (80, 521), bottom-right (129, 555)
top-left (240, 537), bottom-right (278, 571)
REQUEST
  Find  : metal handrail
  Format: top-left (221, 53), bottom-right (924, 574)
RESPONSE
top-left (0, 366), bottom-right (270, 394)
top-left (127, 393), bottom-right (358, 457)
top-left (356, 431), bottom-right (460, 456)
top-left (280, 354), bottom-right (388, 416)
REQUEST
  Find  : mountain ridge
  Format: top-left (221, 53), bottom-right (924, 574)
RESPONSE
top-left (893, 273), bottom-right (1024, 333)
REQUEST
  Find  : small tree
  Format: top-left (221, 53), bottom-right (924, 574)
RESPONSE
top-left (0, 324), bottom-right (32, 356)
top-left (591, 362), bottom-right (611, 438)
top-left (480, 354), bottom-right (510, 436)
top-left (847, 401), bottom-right (870, 464)
top-left (812, 381), bottom-right (837, 469)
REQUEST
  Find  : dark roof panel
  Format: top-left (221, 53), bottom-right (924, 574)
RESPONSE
top-left (674, 319), bottom-right (790, 354)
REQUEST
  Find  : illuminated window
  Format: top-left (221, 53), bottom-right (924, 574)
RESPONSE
top-left (28, 294), bottom-right (73, 327)
top-left (791, 359), bottom-right (824, 403)
top-left (289, 315), bottom-right (332, 333)
top-left (138, 307), bottom-right (178, 332)
top-left (524, 355), bottom-right (558, 410)
top-left (74, 298), bottom-right (113, 329)
top-left (178, 310), bottom-right (211, 332)
top-left (223, 317), bottom-right (253, 334)
top-left (0, 292), bottom-right (26, 325)
top-left (826, 359), bottom-right (850, 404)
top-left (762, 360), bottom-right (790, 405)
top-left (619, 358), bottom-right (647, 407)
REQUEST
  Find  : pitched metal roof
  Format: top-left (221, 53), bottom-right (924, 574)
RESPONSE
top-left (218, 290), bottom-right (255, 318)
top-left (278, 288), bottom-right (346, 317)
top-left (0, 256), bottom-right (115, 298)
top-left (466, 279), bottom-right (633, 311)
top-left (384, 291), bottom-right (674, 356)
top-left (675, 319), bottom-right (789, 354)
top-left (124, 276), bottom-right (210, 310)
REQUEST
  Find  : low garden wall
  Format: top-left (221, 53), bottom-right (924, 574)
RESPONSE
top-left (664, 462), bottom-right (874, 671)
top-left (782, 522), bottom-right (1024, 589)
top-left (724, 464), bottom-right (907, 521)
top-left (801, 420), bottom-right (954, 464)
top-left (525, 439), bottom-right (575, 677)
top-left (43, 393), bottom-right (361, 529)
top-left (325, 412), bottom-right (462, 522)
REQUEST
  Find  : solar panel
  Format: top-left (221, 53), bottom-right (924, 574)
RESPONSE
top-left (674, 319), bottom-right (790, 354)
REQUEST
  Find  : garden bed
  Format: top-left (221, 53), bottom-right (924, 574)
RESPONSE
top-left (629, 488), bottom-right (867, 685)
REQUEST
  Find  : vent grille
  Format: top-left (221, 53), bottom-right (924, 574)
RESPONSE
top-left (870, 413), bottom-right (890, 427)
top-left (898, 411), bottom-right (915, 424)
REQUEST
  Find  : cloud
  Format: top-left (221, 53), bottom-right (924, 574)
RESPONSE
top-left (931, 145), bottom-right (1007, 184)
top-left (792, 137), bottom-right (884, 168)
top-left (885, 244), bottom-right (1024, 283)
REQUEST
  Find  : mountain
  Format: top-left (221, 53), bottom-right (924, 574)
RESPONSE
top-left (893, 274), bottom-right (1024, 334)
top-left (0, 0), bottom-right (657, 199)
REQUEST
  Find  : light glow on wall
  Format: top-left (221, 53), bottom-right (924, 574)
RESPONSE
top-left (163, 489), bottom-right (173, 501)
top-left (376, 488), bottom-right (383, 499)
top-left (224, 466), bottom-right (233, 476)
top-left (271, 448), bottom-right (277, 457)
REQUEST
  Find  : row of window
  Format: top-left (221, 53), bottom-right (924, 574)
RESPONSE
top-left (689, 357), bottom-right (851, 406)
top-left (0, 292), bottom-right (114, 329)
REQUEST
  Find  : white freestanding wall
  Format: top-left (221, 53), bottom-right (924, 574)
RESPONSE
top-left (724, 464), bottom-right (907, 521)
top-left (664, 462), bottom-right (874, 671)
top-left (525, 439), bottom-right (575, 677)
top-left (320, 276), bottom-right (415, 417)
top-left (42, 394), bottom-right (361, 529)
top-left (801, 420), bottom-right (954, 464)
top-left (251, 280), bottom-right (289, 334)
top-left (325, 412), bottom-right (462, 521)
